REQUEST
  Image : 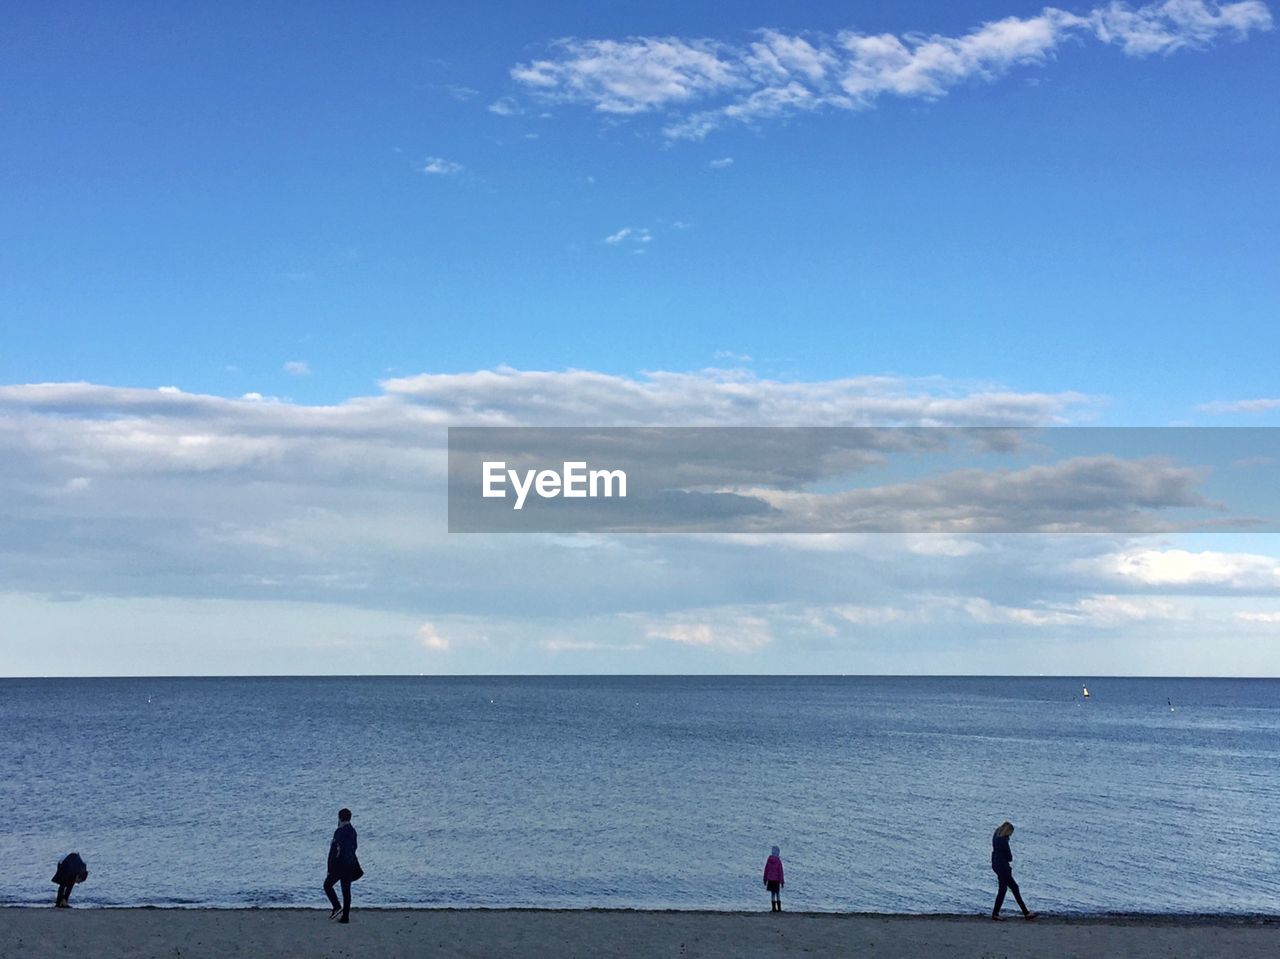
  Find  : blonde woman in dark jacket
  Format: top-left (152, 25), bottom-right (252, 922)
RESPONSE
top-left (991, 822), bottom-right (1037, 921)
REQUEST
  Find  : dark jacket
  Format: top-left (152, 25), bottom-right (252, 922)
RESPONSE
top-left (327, 823), bottom-right (361, 881)
top-left (991, 832), bottom-right (1013, 874)
top-left (52, 852), bottom-right (87, 885)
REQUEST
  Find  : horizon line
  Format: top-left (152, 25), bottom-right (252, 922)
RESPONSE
top-left (1, 673), bottom-right (1276, 680)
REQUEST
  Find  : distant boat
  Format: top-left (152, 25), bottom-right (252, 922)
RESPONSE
top-left (1082, 685), bottom-right (1090, 699)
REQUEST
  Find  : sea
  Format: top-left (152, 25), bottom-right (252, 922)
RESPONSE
top-left (1, 676), bottom-right (1277, 913)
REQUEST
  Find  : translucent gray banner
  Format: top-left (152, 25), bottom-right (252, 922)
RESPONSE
top-left (447, 427), bottom-right (1280, 534)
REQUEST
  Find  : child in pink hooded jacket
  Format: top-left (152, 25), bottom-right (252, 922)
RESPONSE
top-left (763, 846), bottom-right (784, 912)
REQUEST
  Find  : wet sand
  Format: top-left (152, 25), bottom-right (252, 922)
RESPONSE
top-left (2, 907), bottom-right (1276, 958)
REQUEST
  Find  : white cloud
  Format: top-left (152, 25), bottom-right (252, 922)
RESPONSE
top-left (1197, 397), bottom-right (1280, 414)
top-left (542, 638), bottom-right (644, 653)
top-left (830, 604), bottom-right (913, 626)
top-left (743, 455), bottom-right (1212, 534)
top-left (512, 37), bottom-right (743, 114)
top-left (709, 156), bottom-right (734, 169)
top-left (604, 226), bottom-right (653, 246)
top-left (640, 611), bottom-right (773, 651)
top-left (0, 370), bottom-right (1149, 661)
top-left (962, 594), bottom-right (1186, 626)
top-left (4, 372), bottom-right (1280, 675)
top-left (416, 622), bottom-right (449, 650)
top-left (422, 156), bottom-right (464, 175)
top-left (1097, 547), bottom-right (1280, 587)
top-left (379, 367), bottom-right (1093, 426)
top-left (508, 1), bottom-right (1272, 139)
top-left (10, 588), bottom-right (1274, 676)
top-left (1236, 610), bottom-right (1280, 623)
top-left (488, 97), bottom-right (521, 116)
top-left (1092, 0), bottom-right (1272, 53)
top-left (1072, 594), bottom-right (1186, 623)
top-left (444, 84), bottom-right (479, 101)
top-left (0, 371), bottom-right (1097, 605)
top-left (963, 596), bottom-right (1076, 626)
top-left (904, 536), bottom-right (984, 557)
top-left (283, 361), bottom-right (311, 376)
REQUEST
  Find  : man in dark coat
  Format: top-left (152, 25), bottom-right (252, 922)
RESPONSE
top-left (324, 808), bottom-right (361, 923)
top-left (52, 852), bottom-right (88, 907)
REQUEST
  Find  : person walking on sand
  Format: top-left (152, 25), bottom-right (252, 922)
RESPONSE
top-left (991, 822), bottom-right (1036, 921)
top-left (324, 808), bottom-right (363, 923)
top-left (52, 852), bottom-right (88, 907)
top-left (763, 845), bottom-right (785, 912)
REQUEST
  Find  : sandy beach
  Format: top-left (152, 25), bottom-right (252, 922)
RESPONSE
top-left (3, 908), bottom-right (1276, 958)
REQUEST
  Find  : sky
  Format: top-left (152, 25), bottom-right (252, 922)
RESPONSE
top-left (2, 0), bottom-right (1278, 675)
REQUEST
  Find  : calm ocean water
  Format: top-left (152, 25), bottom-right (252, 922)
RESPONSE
top-left (1, 676), bottom-right (1277, 913)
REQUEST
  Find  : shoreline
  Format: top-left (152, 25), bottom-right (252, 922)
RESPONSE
top-left (4, 905), bottom-right (1279, 922)
top-left (4, 906), bottom-right (1277, 959)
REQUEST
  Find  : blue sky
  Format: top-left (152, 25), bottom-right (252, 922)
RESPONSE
top-left (2, 1), bottom-right (1279, 674)
top-left (4, 0), bottom-right (1277, 416)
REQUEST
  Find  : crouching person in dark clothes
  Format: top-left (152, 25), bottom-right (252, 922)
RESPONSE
top-left (324, 808), bottom-right (363, 923)
top-left (52, 852), bottom-right (88, 907)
